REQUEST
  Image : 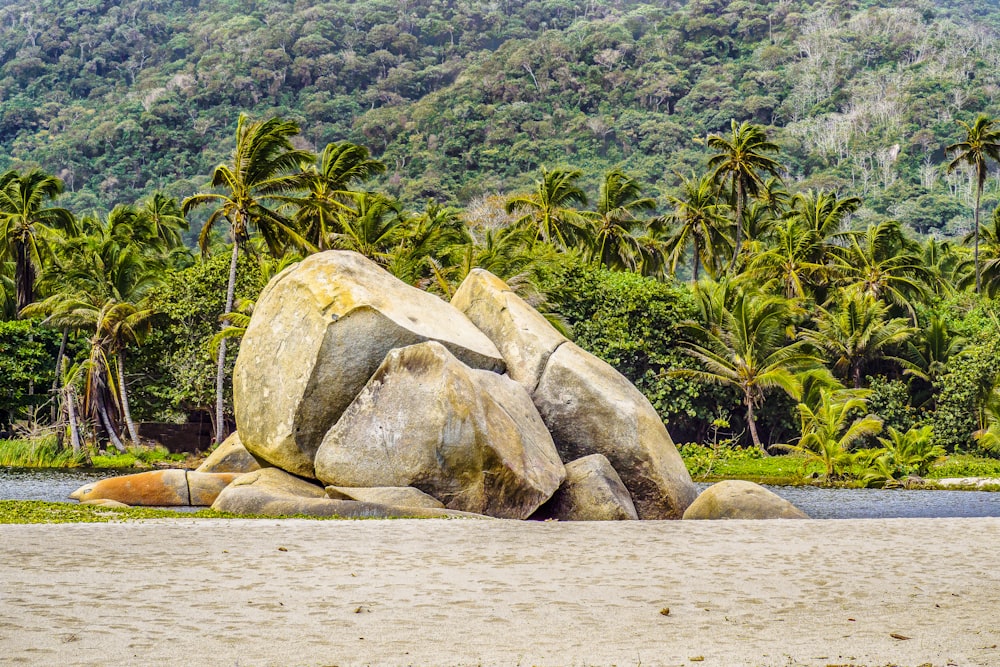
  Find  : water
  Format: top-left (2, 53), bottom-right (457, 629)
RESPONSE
top-left (3, 469), bottom-right (1000, 518)
top-left (0, 468), bottom-right (127, 503)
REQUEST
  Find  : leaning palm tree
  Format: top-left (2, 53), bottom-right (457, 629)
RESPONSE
top-left (0, 169), bottom-right (76, 313)
top-left (506, 166), bottom-right (589, 248)
top-left (947, 115), bottom-right (1000, 294)
top-left (661, 172), bottom-right (731, 281)
top-left (581, 168), bottom-right (656, 271)
top-left (672, 290), bottom-right (819, 453)
top-left (706, 120), bottom-right (783, 269)
top-left (290, 141), bottom-right (387, 251)
top-left (182, 114), bottom-right (313, 443)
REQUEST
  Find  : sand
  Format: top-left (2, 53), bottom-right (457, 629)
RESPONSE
top-left (2, 517), bottom-right (999, 667)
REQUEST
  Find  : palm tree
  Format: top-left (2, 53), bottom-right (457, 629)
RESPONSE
top-left (506, 166), bottom-right (588, 248)
top-left (182, 114), bottom-right (313, 443)
top-left (781, 388), bottom-right (883, 479)
top-left (0, 169), bottom-right (76, 313)
top-left (947, 115), bottom-right (1000, 294)
top-left (140, 192), bottom-right (189, 251)
top-left (706, 120), bottom-right (783, 269)
top-left (672, 290), bottom-right (819, 453)
top-left (387, 201), bottom-right (469, 287)
top-left (787, 189), bottom-right (860, 265)
top-left (661, 172), bottom-right (730, 281)
top-left (292, 141), bottom-right (387, 251)
top-left (833, 220), bottom-right (934, 321)
top-left (582, 168), bottom-right (656, 271)
top-left (330, 192), bottom-right (406, 264)
top-left (745, 218), bottom-right (824, 299)
top-left (799, 290), bottom-right (916, 388)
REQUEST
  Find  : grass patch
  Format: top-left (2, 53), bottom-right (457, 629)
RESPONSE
top-left (926, 454), bottom-right (1000, 479)
top-left (680, 443), bottom-right (822, 484)
top-left (0, 438), bottom-right (188, 470)
top-left (0, 437), bottom-right (89, 468)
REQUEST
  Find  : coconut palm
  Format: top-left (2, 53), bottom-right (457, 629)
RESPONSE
top-left (387, 201), bottom-right (469, 287)
top-left (833, 220), bottom-right (934, 321)
top-left (582, 169), bottom-right (656, 271)
top-left (744, 218), bottom-right (824, 299)
top-left (781, 388), bottom-right (883, 479)
top-left (0, 169), bottom-right (76, 313)
top-left (291, 141), bottom-right (387, 251)
top-left (787, 189), bottom-right (861, 265)
top-left (947, 115), bottom-right (1000, 294)
top-left (140, 192), bottom-right (189, 251)
top-left (330, 192), bottom-right (406, 264)
top-left (661, 172), bottom-right (730, 281)
top-left (182, 114), bottom-right (313, 443)
top-left (506, 166), bottom-right (589, 248)
top-left (706, 120), bottom-right (783, 269)
top-left (672, 290), bottom-right (820, 453)
top-left (799, 290), bottom-right (916, 388)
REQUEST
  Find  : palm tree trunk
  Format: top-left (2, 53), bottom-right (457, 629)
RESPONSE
top-left (692, 247), bottom-right (701, 282)
top-left (14, 240), bottom-right (34, 315)
top-left (97, 397), bottom-right (126, 453)
top-left (730, 180), bottom-right (745, 271)
top-left (215, 241), bottom-right (240, 444)
top-left (745, 393), bottom-right (769, 456)
top-left (65, 384), bottom-right (82, 455)
top-left (117, 352), bottom-right (140, 444)
top-left (975, 182), bottom-right (983, 294)
top-left (50, 328), bottom-right (68, 424)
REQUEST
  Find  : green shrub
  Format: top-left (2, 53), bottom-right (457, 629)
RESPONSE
top-left (0, 437), bottom-right (88, 468)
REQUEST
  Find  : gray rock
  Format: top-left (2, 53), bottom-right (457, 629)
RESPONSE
top-left (325, 486), bottom-right (445, 509)
top-left (533, 454), bottom-right (638, 521)
top-left (196, 431), bottom-right (262, 474)
top-left (533, 342), bottom-right (698, 519)
top-left (314, 341), bottom-right (565, 519)
top-left (682, 480), bottom-right (809, 520)
top-left (233, 250), bottom-right (505, 478)
top-left (451, 268), bottom-right (566, 389)
top-left (212, 469), bottom-right (481, 519)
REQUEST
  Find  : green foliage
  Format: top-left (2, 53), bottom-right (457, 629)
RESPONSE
top-left (930, 338), bottom-right (1000, 452)
top-left (926, 454), bottom-right (1000, 479)
top-left (0, 320), bottom-right (69, 426)
top-left (89, 444), bottom-right (185, 469)
top-left (0, 436), bottom-right (87, 467)
top-left (876, 425), bottom-right (946, 480)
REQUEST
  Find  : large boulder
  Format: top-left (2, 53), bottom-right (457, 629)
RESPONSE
top-left (533, 342), bottom-right (697, 520)
top-left (451, 268), bottom-right (567, 389)
top-left (682, 481), bottom-right (809, 520)
top-left (532, 454), bottom-right (638, 521)
top-left (314, 341), bottom-right (565, 519)
top-left (325, 486), bottom-right (445, 509)
top-left (69, 470), bottom-right (239, 506)
top-left (452, 269), bottom-right (696, 520)
top-left (196, 432), bottom-right (262, 474)
top-left (233, 250), bottom-right (505, 478)
top-left (212, 468), bottom-right (477, 518)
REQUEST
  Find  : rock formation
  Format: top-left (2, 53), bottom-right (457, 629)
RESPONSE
top-left (682, 480), bottom-right (809, 520)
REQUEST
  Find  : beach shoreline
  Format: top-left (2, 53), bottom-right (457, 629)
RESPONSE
top-left (3, 517), bottom-right (999, 666)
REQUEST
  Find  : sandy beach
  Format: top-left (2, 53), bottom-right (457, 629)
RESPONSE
top-left (2, 517), bottom-right (999, 667)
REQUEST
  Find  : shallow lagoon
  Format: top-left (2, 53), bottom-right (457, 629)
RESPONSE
top-left (4, 468), bottom-right (1000, 518)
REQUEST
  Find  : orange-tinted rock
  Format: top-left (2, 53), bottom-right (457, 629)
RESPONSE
top-left (69, 470), bottom-right (240, 506)
top-left (188, 472), bottom-right (241, 506)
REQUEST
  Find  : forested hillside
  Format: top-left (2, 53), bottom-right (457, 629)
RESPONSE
top-left (2, 0), bottom-right (1000, 239)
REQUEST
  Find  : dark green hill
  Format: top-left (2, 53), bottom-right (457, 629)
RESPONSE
top-left (2, 0), bottom-right (1000, 237)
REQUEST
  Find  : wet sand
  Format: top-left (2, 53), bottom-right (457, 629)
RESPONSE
top-left (2, 517), bottom-right (999, 666)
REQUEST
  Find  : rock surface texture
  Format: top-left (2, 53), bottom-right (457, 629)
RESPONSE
top-left (453, 269), bottom-right (697, 520)
top-left (325, 486), bottom-right (446, 509)
top-left (195, 432), bottom-right (262, 474)
top-left (314, 341), bottom-right (565, 519)
top-left (682, 480), bottom-right (809, 520)
top-left (69, 470), bottom-right (239, 506)
top-left (233, 251), bottom-right (505, 478)
top-left (532, 454), bottom-right (638, 521)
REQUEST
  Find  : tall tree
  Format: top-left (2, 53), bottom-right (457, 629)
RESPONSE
top-left (947, 115), bottom-right (1000, 294)
top-left (0, 170), bottom-right (76, 314)
top-left (673, 290), bottom-right (818, 453)
top-left (506, 166), bottom-right (588, 248)
top-left (583, 168), bottom-right (656, 271)
top-left (706, 120), bottom-right (783, 270)
top-left (182, 114), bottom-right (313, 443)
top-left (661, 172), bottom-right (730, 281)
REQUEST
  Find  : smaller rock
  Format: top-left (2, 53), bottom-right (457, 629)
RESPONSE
top-left (213, 469), bottom-right (484, 519)
top-left (79, 499), bottom-right (129, 508)
top-left (682, 480), bottom-right (809, 520)
top-left (196, 432), bottom-right (262, 474)
top-left (325, 486), bottom-right (445, 509)
top-left (70, 470), bottom-right (189, 506)
top-left (188, 472), bottom-right (241, 506)
top-left (532, 454), bottom-right (638, 521)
